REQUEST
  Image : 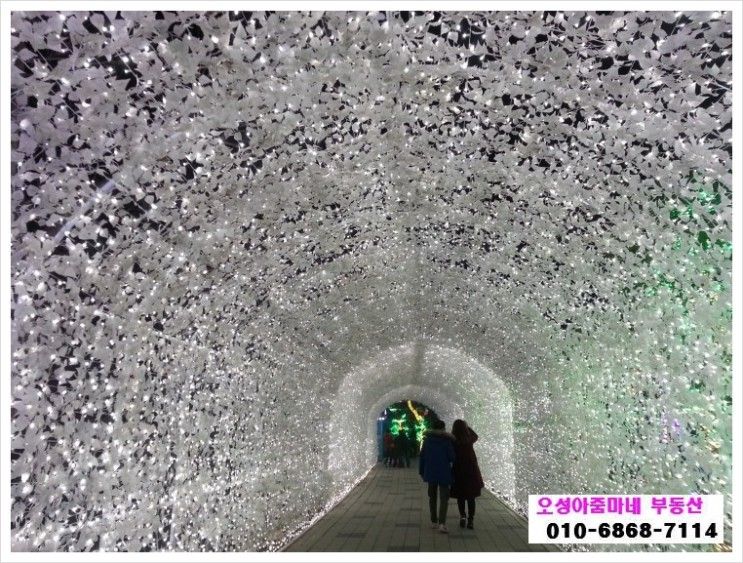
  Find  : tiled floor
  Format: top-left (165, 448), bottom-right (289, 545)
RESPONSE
top-left (284, 463), bottom-right (557, 552)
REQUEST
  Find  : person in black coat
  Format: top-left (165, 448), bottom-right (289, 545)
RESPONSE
top-left (450, 419), bottom-right (484, 529)
top-left (419, 418), bottom-right (455, 533)
top-left (394, 431), bottom-right (410, 468)
top-left (383, 430), bottom-right (395, 467)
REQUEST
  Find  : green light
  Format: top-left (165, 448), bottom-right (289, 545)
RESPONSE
top-left (698, 231), bottom-right (711, 250)
top-left (390, 416), bottom-right (407, 436)
top-left (414, 418), bottom-right (429, 448)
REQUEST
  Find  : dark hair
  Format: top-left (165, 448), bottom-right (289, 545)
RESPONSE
top-left (432, 418), bottom-right (445, 431)
top-left (452, 419), bottom-right (468, 442)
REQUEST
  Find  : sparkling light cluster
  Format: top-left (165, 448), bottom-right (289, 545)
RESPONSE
top-left (10, 11), bottom-right (732, 552)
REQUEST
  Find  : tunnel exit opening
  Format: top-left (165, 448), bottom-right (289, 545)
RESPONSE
top-left (376, 400), bottom-right (439, 463)
top-left (328, 345), bottom-right (516, 507)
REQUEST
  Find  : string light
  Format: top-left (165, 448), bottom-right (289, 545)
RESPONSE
top-left (8, 10), bottom-right (732, 553)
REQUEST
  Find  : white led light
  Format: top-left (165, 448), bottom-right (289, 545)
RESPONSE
top-left (8, 9), bottom-right (733, 554)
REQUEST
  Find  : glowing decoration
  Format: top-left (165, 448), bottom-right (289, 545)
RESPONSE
top-left (407, 400), bottom-right (424, 422)
top-left (384, 399), bottom-right (429, 447)
top-left (402, 399), bottom-right (431, 448)
top-left (8, 10), bottom-right (732, 553)
top-left (413, 417), bottom-right (430, 450)
top-left (390, 416), bottom-right (407, 436)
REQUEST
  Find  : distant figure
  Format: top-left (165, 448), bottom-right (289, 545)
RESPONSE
top-left (383, 430), bottom-right (395, 467)
top-left (419, 418), bottom-right (455, 533)
top-left (450, 419), bottom-right (484, 530)
top-left (394, 431), bottom-right (410, 468)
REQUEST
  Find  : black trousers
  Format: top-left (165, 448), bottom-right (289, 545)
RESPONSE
top-left (427, 483), bottom-right (450, 524)
top-left (457, 497), bottom-right (476, 519)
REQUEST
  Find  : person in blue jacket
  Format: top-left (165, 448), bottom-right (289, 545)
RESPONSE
top-left (419, 418), bottom-right (456, 533)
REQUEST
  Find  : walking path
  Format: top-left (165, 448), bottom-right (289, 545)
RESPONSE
top-left (284, 464), bottom-right (557, 552)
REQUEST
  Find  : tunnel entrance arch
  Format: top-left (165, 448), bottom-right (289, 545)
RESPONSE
top-left (327, 343), bottom-right (515, 506)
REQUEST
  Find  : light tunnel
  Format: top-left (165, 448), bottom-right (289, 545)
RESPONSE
top-left (8, 9), bottom-right (733, 554)
top-left (329, 343), bottom-right (515, 503)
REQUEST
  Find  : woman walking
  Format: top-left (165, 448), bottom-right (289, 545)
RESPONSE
top-left (450, 419), bottom-right (484, 529)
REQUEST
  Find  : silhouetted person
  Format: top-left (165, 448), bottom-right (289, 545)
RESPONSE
top-left (450, 419), bottom-right (484, 529)
top-left (383, 430), bottom-right (395, 467)
top-left (394, 431), bottom-right (410, 468)
top-left (419, 418), bottom-right (455, 533)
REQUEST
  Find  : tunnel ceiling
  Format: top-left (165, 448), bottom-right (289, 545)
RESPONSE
top-left (11, 10), bottom-right (732, 366)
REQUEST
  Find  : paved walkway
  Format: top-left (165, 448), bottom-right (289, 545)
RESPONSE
top-left (284, 464), bottom-right (557, 552)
